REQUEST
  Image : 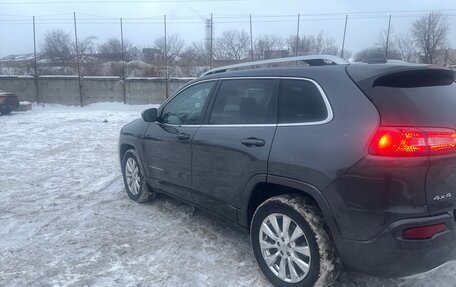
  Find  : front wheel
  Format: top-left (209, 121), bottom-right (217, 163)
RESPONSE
top-left (121, 149), bottom-right (155, 203)
top-left (251, 195), bottom-right (341, 287)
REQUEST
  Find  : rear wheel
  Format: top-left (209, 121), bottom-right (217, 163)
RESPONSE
top-left (251, 194), bottom-right (340, 287)
top-left (122, 149), bottom-right (155, 203)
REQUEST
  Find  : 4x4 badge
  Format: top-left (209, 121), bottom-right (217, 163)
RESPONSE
top-left (433, 193), bottom-right (452, 201)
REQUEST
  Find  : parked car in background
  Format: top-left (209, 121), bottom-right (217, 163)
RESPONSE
top-left (119, 55), bottom-right (456, 287)
top-left (0, 89), bottom-right (19, 115)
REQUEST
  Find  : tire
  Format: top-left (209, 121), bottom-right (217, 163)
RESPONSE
top-left (121, 149), bottom-right (155, 203)
top-left (251, 194), bottom-right (341, 287)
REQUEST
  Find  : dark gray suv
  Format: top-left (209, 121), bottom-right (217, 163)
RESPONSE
top-left (118, 56), bottom-right (456, 287)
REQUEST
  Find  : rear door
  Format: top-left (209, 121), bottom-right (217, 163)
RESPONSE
top-left (191, 78), bottom-right (279, 222)
top-left (143, 80), bottom-right (216, 202)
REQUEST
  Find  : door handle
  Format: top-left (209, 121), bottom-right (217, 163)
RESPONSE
top-left (240, 138), bottom-right (266, 147)
top-left (177, 133), bottom-right (190, 140)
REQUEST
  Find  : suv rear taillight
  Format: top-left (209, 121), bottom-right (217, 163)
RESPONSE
top-left (369, 127), bottom-right (456, 156)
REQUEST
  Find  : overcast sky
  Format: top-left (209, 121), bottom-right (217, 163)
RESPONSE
top-left (0, 0), bottom-right (455, 58)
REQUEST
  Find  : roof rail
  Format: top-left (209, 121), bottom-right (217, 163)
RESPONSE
top-left (201, 54), bottom-right (347, 76)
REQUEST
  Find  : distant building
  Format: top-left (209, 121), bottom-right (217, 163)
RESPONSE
top-left (127, 47), bottom-right (143, 61)
top-left (142, 48), bottom-right (162, 62)
top-left (0, 53), bottom-right (37, 63)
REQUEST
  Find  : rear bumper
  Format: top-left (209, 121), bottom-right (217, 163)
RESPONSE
top-left (336, 212), bottom-right (456, 278)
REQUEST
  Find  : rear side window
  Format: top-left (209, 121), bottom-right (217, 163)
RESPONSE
top-left (370, 82), bottom-right (456, 126)
top-left (209, 79), bottom-right (277, 124)
top-left (367, 69), bottom-right (456, 127)
top-left (279, 79), bottom-right (328, 123)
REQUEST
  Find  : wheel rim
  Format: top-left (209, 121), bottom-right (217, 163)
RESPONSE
top-left (259, 213), bottom-right (312, 283)
top-left (125, 157), bottom-right (141, 195)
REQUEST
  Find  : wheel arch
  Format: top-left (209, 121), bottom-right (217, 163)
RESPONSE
top-left (118, 140), bottom-right (149, 177)
top-left (119, 143), bottom-right (135, 164)
top-left (241, 175), bottom-right (342, 240)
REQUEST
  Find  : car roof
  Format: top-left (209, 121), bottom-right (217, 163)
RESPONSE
top-left (193, 62), bottom-right (445, 84)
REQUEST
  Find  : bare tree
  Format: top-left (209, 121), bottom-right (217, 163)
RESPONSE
top-left (377, 27), bottom-right (395, 54)
top-left (395, 33), bottom-right (418, 62)
top-left (286, 31), bottom-right (338, 56)
top-left (315, 32), bottom-right (339, 56)
top-left (253, 34), bottom-right (284, 60)
top-left (214, 30), bottom-right (250, 60)
top-left (287, 34), bottom-right (315, 56)
top-left (180, 40), bottom-right (210, 66)
top-left (154, 34), bottom-right (185, 65)
top-left (41, 29), bottom-right (74, 65)
top-left (79, 36), bottom-right (97, 55)
top-left (98, 38), bottom-right (122, 60)
top-left (411, 12), bottom-right (449, 64)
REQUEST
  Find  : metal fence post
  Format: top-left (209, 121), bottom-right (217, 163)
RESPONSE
top-left (249, 14), bottom-right (253, 60)
top-left (296, 13), bottom-right (300, 56)
top-left (385, 14), bottom-right (392, 58)
top-left (120, 17), bottom-right (126, 104)
top-left (340, 15), bottom-right (348, 59)
top-left (210, 13), bottom-right (213, 69)
top-left (73, 12), bottom-right (83, 106)
top-left (164, 14), bottom-right (169, 98)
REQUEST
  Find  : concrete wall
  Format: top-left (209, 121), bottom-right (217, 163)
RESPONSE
top-left (38, 76), bottom-right (80, 106)
top-left (0, 76), bottom-right (192, 106)
top-left (0, 76), bottom-right (36, 102)
top-left (82, 76), bottom-right (123, 105)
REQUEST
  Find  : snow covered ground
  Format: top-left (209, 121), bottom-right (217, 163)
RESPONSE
top-left (1, 104), bottom-right (455, 287)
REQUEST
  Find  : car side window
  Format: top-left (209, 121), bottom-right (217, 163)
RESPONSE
top-left (279, 79), bottom-right (328, 123)
top-left (209, 79), bottom-right (277, 125)
top-left (161, 81), bottom-right (215, 125)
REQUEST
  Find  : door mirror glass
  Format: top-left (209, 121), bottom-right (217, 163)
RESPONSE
top-left (141, 108), bottom-right (158, 122)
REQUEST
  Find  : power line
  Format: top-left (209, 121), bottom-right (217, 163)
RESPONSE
top-left (0, 0), bottom-right (246, 4)
top-left (1, 13), bottom-right (455, 25)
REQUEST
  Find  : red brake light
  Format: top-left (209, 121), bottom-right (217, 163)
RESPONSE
top-left (427, 130), bottom-right (456, 155)
top-left (369, 127), bottom-right (456, 156)
top-left (403, 223), bottom-right (447, 240)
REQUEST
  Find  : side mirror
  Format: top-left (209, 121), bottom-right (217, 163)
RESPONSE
top-left (141, 108), bottom-right (158, 122)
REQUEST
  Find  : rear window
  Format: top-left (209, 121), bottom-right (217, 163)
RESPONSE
top-left (279, 79), bottom-right (328, 124)
top-left (209, 79), bottom-right (277, 125)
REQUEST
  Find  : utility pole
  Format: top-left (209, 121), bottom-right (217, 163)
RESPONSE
top-left (427, 13), bottom-right (432, 64)
top-left (385, 15), bottom-right (392, 58)
top-left (340, 15), bottom-right (348, 59)
top-left (120, 17), bottom-right (126, 104)
top-left (249, 14), bottom-right (253, 61)
top-left (73, 12), bottom-right (83, 106)
top-left (164, 15), bottom-right (169, 98)
top-left (33, 16), bottom-right (40, 104)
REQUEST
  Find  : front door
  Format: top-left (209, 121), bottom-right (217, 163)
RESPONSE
top-left (143, 80), bottom-right (216, 202)
top-left (191, 78), bottom-right (279, 221)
